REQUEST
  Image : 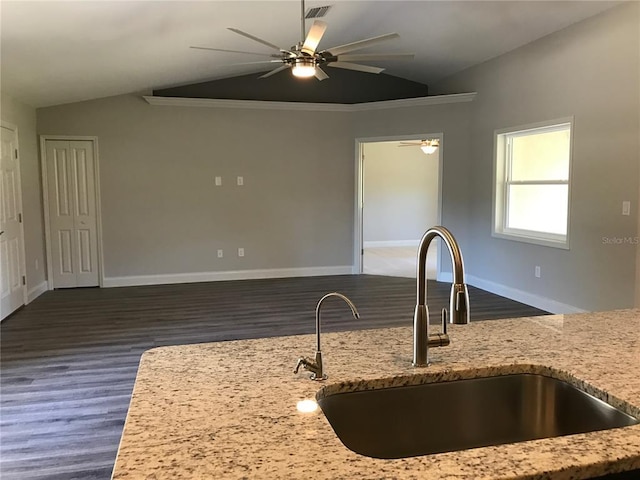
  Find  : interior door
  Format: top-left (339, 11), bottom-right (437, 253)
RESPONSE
top-left (45, 140), bottom-right (99, 288)
top-left (1, 125), bottom-right (26, 319)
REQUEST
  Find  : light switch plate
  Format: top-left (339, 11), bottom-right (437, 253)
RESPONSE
top-left (215, 176), bottom-right (222, 186)
top-left (622, 201), bottom-right (631, 216)
top-left (237, 176), bottom-right (244, 186)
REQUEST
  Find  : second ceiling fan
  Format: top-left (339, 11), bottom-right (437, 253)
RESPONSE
top-left (398, 139), bottom-right (440, 155)
top-left (191, 0), bottom-right (414, 81)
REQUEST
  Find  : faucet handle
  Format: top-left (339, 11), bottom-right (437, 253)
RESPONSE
top-left (427, 308), bottom-right (451, 348)
top-left (293, 356), bottom-right (327, 381)
top-left (294, 357), bottom-right (307, 374)
top-left (441, 308), bottom-right (448, 335)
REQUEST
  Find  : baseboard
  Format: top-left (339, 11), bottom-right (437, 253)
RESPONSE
top-left (363, 240), bottom-right (419, 248)
top-left (436, 273), bottom-right (587, 315)
top-left (436, 270), bottom-right (450, 283)
top-left (27, 281), bottom-right (48, 303)
top-left (103, 266), bottom-right (353, 288)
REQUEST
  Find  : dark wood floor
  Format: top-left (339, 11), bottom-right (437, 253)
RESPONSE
top-left (1, 275), bottom-right (548, 480)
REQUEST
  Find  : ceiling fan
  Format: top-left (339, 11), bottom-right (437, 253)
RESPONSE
top-left (398, 139), bottom-right (440, 155)
top-left (190, 0), bottom-right (414, 81)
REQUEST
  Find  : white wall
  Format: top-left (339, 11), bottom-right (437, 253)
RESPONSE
top-left (1, 92), bottom-right (47, 299)
top-left (363, 141), bottom-right (439, 244)
top-left (433, 2), bottom-right (640, 312)
top-left (37, 94), bottom-right (355, 283)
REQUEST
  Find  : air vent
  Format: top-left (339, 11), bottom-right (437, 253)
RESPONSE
top-left (305, 5), bottom-right (332, 19)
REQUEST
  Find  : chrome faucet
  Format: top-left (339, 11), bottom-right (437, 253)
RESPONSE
top-left (413, 226), bottom-right (470, 367)
top-left (294, 292), bottom-right (359, 380)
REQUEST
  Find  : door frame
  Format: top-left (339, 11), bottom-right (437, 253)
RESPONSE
top-left (40, 135), bottom-right (104, 289)
top-left (0, 121), bottom-right (28, 318)
top-left (353, 133), bottom-right (444, 278)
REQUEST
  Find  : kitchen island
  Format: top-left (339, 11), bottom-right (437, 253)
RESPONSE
top-left (112, 309), bottom-right (640, 479)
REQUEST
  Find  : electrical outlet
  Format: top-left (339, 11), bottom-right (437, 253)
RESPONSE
top-left (238, 247), bottom-right (245, 257)
top-left (217, 249), bottom-right (223, 258)
top-left (215, 176), bottom-right (222, 186)
top-left (237, 176), bottom-right (244, 186)
top-left (535, 266), bottom-right (541, 278)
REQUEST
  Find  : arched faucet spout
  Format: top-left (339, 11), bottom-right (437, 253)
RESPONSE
top-left (315, 292), bottom-right (359, 351)
top-left (294, 292), bottom-right (359, 381)
top-left (413, 226), bottom-right (470, 367)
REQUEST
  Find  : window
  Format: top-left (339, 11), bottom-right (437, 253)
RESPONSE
top-left (493, 119), bottom-right (572, 248)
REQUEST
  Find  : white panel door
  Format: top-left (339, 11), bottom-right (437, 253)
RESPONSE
top-left (46, 140), bottom-right (99, 288)
top-left (0, 126), bottom-right (26, 319)
top-left (69, 141), bottom-right (99, 287)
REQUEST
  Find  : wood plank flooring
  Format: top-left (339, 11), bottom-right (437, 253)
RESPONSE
top-left (0, 275), bottom-right (549, 479)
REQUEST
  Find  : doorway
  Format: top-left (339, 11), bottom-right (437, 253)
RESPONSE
top-left (41, 137), bottom-right (103, 289)
top-left (0, 123), bottom-right (27, 320)
top-left (354, 135), bottom-right (442, 279)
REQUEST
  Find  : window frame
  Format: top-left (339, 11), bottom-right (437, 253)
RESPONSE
top-left (492, 118), bottom-right (574, 249)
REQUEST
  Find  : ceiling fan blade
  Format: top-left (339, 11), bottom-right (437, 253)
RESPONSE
top-left (259, 65), bottom-right (291, 79)
top-left (327, 62), bottom-right (385, 74)
top-left (324, 33), bottom-right (399, 56)
top-left (229, 60), bottom-right (285, 66)
top-left (301, 20), bottom-right (327, 55)
top-left (398, 140), bottom-right (439, 148)
top-left (190, 46), bottom-right (282, 58)
top-left (314, 66), bottom-right (329, 81)
top-left (227, 27), bottom-right (286, 53)
top-left (337, 53), bottom-right (414, 62)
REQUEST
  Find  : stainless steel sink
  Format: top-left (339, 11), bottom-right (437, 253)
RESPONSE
top-left (318, 373), bottom-right (639, 459)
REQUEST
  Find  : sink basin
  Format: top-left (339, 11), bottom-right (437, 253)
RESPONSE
top-left (318, 373), bottom-right (639, 459)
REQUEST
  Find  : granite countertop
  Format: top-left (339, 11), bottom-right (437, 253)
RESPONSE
top-left (112, 309), bottom-right (640, 479)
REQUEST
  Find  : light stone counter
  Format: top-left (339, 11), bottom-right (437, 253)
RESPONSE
top-left (112, 309), bottom-right (640, 479)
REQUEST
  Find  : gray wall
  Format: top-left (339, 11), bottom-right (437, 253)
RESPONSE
top-left (432, 2), bottom-right (640, 312)
top-left (37, 95), bottom-right (355, 279)
top-left (37, 94), bottom-right (471, 282)
top-left (353, 102), bottom-right (473, 276)
top-left (31, 2), bottom-right (640, 312)
top-left (637, 168), bottom-right (640, 308)
top-left (1, 92), bottom-right (47, 296)
top-left (363, 141), bottom-right (439, 243)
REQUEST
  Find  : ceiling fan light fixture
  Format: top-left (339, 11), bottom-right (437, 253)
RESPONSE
top-left (192, 0), bottom-right (413, 83)
top-left (291, 57), bottom-right (317, 78)
top-left (421, 145), bottom-right (438, 155)
top-left (419, 139), bottom-right (439, 155)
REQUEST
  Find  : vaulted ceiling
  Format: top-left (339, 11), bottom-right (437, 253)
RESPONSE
top-left (0, 1), bottom-right (620, 108)
top-left (153, 68), bottom-right (430, 104)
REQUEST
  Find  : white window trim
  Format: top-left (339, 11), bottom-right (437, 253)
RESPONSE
top-left (492, 117), bottom-right (574, 250)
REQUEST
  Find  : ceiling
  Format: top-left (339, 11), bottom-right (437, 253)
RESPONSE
top-left (1, 1), bottom-right (620, 108)
top-left (153, 66), bottom-right (431, 103)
